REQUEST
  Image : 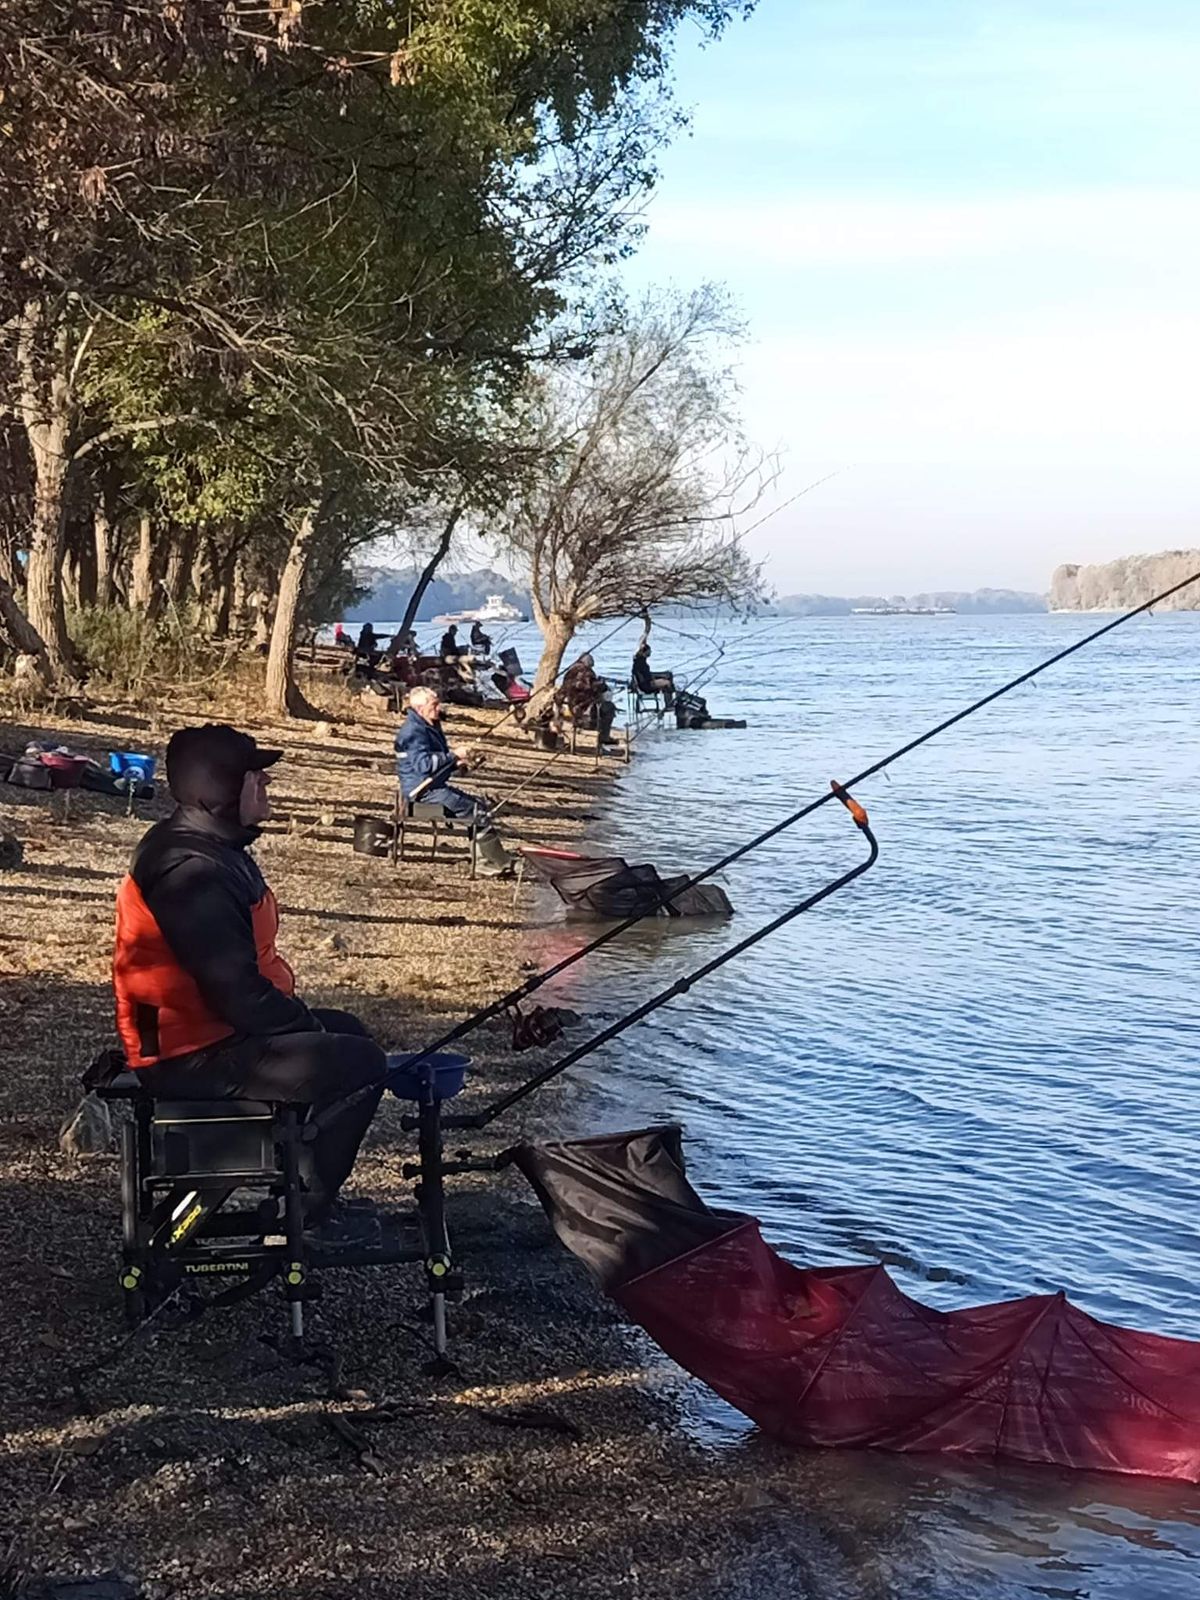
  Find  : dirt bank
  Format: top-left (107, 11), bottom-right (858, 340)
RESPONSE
top-left (0, 679), bottom-right (897, 1600)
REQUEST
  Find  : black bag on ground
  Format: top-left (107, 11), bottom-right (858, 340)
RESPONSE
top-left (6, 755), bottom-right (52, 790)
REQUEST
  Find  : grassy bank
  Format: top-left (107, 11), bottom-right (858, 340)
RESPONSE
top-left (0, 673), bottom-right (890, 1600)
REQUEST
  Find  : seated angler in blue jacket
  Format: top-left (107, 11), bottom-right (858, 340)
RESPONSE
top-left (394, 686), bottom-right (514, 877)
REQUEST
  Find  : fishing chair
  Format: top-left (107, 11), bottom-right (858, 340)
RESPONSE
top-left (390, 786), bottom-right (479, 878)
top-left (626, 681), bottom-right (665, 721)
top-left (559, 704), bottom-right (603, 756)
top-left (93, 1051), bottom-right (483, 1366)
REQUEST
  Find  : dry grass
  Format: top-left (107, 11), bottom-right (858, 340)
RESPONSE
top-left (0, 671), bottom-right (864, 1600)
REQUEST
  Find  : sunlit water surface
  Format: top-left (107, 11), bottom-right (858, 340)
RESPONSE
top-left (500, 611), bottom-right (1200, 1599)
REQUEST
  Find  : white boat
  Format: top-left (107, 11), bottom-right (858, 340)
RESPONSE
top-left (432, 593), bottom-right (527, 625)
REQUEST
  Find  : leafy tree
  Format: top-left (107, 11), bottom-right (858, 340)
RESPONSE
top-left (1, 0), bottom-right (755, 702)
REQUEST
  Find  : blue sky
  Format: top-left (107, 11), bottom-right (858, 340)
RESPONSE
top-left (624, 1), bottom-right (1200, 594)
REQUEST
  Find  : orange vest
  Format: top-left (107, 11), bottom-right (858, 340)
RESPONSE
top-left (112, 875), bottom-right (296, 1067)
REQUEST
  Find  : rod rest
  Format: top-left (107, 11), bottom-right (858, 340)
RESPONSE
top-left (402, 1154), bottom-right (503, 1179)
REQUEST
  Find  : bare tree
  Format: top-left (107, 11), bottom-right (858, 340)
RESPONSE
top-left (499, 288), bottom-right (768, 691)
top-left (394, 502), bottom-right (466, 643)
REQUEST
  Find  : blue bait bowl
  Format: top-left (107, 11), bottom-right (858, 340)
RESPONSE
top-left (386, 1051), bottom-right (470, 1102)
top-left (110, 752), bottom-right (157, 782)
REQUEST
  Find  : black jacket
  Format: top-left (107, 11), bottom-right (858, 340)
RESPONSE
top-left (130, 804), bottom-right (317, 1042)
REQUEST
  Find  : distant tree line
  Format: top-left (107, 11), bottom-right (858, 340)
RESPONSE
top-left (1, 0), bottom-right (761, 715)
top-left (769, 589), bottom-right (1047, 617)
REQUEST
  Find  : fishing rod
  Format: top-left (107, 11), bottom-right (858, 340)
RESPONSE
top-left (487, 749), bottom-right (570, 819)
top-left (454, 615), bottom-right (635, 757)
top-left (733, 467), bottom-right (843, 542)
top-left (614, 464), bottom-right (839, 698)
top-left (310, 571), bottom-right (1200, 1139)
top-left (628, 613), bottom-right (796, 738)
top-left (419, 570), bottom-right (1200, 1023)
top-left (403, 615), bottom-right (641, 804)
top-left (458, 784), bottom-right (877, 1129)
top-left (675, 612), bottom-right (799, 683)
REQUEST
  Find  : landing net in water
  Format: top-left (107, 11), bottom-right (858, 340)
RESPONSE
top-left (513, 1127), bottom-right (1200, 1484)
top-left (519, 846), bottom-right (733, 920)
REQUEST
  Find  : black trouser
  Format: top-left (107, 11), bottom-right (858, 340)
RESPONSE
top-left (138, 1008), bottom-right (388, 1222)
top-left (649, 673), bottom-right (674, 707)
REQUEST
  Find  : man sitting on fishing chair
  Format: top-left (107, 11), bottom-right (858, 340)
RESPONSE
top-left (395, 686), bottom-right (514, 877)
top-left (112, 724), bottom-right (389, 1245)
top-left (558, 652), bottom-right (618, 745)
top-left (631, 641), bottom-right (675, 709)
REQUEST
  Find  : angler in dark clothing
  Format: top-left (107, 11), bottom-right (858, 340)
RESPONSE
top-left (470, 620), bottom-right (492, 654)
top-left (394, 687), bottom-right (513, 875)
top-left (632, 642), bottom-right (675, 708)
top-left (440, 625), bottom-right (464, 659)
top-left (559, 653), bottom-right (617, 744)
top-left (112, 724), bottom-right (388, 1239)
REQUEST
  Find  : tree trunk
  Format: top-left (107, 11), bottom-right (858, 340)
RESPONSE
top-left (231, 551), bottom-right (250, 639)
top-left (531, 609), bottom-right (577, 695)
top-left (251, 589), bottom-right (273, 649)
top-left (209, 541), bottom-right (238, 638)
top-left (164, 525), bottom-right (198, 608)
top-left (265, 505), bottom-right (322, 718)
top-left (74, 509), bottom-right (98, 608)
top-left (16, 301), bottom-right (76, 683)
top-left (62, 548), bottom-right (81, 613)
top-left (24, 440), bottom-right (73, 679)
top-left (94, 505), bottom-right (115, 607)
top-left (190, 531), bottom-right (213, 608)
top-left (0, 530), bottom-right (21, 598)
top-left (0, 573), bottom-right (55, 682)
top-left (398, 503), bottom-right (463, 639)
top-left (130, 514), bottom-right (161, 613)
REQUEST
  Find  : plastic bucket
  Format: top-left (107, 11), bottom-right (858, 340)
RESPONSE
top-left (353, 815), bottom-right (393, 857)
top-left (41, 753), bottom-right (91, 790)
top-left (109, 752), bottom-right (157, 784)
top-left (386, 1051), bottom-right (470, 1102)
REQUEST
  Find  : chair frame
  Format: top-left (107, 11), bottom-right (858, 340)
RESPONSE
top-left (97, 1069), bottom-right (487, 1366)
top-left (627, 681), bottom-right (665, 721)
top-left (391, 788), bottom-right (479, 878)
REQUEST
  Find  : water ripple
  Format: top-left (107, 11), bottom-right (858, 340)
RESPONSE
top-left (521, 612), bottom-right (1200, 1598)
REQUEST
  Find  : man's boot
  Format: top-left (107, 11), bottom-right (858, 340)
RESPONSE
top-left (475, 827), bottom-right (515, 878)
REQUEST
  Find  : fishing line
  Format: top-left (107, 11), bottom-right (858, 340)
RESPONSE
top-left (405, 616), bottom-right (638, 796)
top-left (468, 788), bottom-right (878, 1126)
top-left (734, 468), bottom-right (843, 542)
top-left (403, 573), bottom-right (1200, 1056)
top-left (488, 749), bottom-right (570, 819)
top-left (312, 572), bottom-right (1199, 1138)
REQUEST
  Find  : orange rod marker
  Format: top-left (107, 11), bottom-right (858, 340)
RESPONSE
top-left (831, 780), bottom-right (869, 828)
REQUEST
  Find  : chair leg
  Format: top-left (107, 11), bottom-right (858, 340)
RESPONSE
top-left (417, 1095), bottom-right (454, 1373)
top-left (430, 819), bottom-right (439, 860)
top-left (391, 788), bottom-right (400, 867)
top-left (119, 1119), bottom-right (147, 1322)
top-left (279, 1109), bottom-right (307, 1343)
top-left (469, 826), bottom-right (477, 880)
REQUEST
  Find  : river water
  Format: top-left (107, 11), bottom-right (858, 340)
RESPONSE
top-left (499, 610), bottom-right (1200, 1600)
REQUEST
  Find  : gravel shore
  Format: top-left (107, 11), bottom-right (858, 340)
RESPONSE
top-left (0, 678), bottom-right (901, 1600)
